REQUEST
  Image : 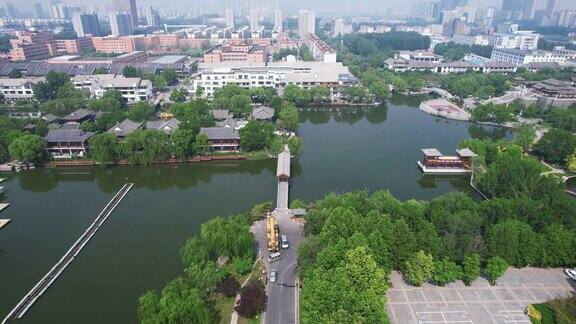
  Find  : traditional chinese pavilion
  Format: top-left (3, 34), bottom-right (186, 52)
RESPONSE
top-left (418, 148), bottom-right (477, 174)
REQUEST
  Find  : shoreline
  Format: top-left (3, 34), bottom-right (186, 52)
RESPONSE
top-left (38, 154), bottom-right (250, 169)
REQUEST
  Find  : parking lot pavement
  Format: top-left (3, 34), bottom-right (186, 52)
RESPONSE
top-left (386, 268), bottom-right (576, 324)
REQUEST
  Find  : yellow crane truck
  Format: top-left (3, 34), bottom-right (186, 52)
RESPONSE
top-left (266, 215), bottom-right (279, 252)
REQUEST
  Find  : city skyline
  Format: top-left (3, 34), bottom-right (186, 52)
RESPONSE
top-left (3, 0), bottom-right (576, 17)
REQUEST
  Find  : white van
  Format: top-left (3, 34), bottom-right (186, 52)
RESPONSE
top-left (267, 252), bottom-right (282, 263)
top-left (281, 235), bottom-right (289, 249)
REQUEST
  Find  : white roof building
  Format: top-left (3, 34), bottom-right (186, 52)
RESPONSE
top-left (72, 74), bottom-right (153, 103)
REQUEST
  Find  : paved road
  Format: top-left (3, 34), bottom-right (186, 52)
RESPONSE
top-left (252, 211), bottom-right (304, 324)
top-left (387, 268), bottom-right (576, 324)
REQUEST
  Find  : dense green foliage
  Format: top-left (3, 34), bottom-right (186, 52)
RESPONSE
top-left (484, 256), bottom-right (508, 285)
top-left (138, 214), bottom-right (255, 323)
top-left (461, 254), bottom-right (481, 285)
top-left (8, 134), bottom-right (45, 162)
top-left (404, 250), bottom-right (434, 286)
top-left (440, 73), bottom-right (509, 99)
top-left (283, 84), bottom-right (331, 106)
top-left (33, 71), bottom-right (70, 101)
top-left (434, 41), bottom-right (493, 61)
top-left (240, 121), bottom-right (275, 152)
top-left (301, 246), bottom-right (389, 323)
top-left (277, 102), bottom-right (300, 131)
top-left (432, 258), bottom-right (463, 286)
top-left (272, 47), bottom-right (299, 61)
top-left (535, 294), bottom-right (576, 324)
top-left (343, 32), bottom-right (431, 56)
top-left (212, 84), bottom-right (253, 117)
top-left (126, 101), bottom-right (154, 122)
top-left (0, 34), bottom-right (13, 53)
top-left (534, 129), bottom-right (576, 166)
top-left (471, 103), bottom-right (516, 123)
top-left (88, 133), bottom-right (119, 164)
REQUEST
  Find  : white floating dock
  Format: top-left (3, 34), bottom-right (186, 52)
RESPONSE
top-left (0, 219), bottom-right (10, 229)
top-left (0, 203), bottom-right (9, 212)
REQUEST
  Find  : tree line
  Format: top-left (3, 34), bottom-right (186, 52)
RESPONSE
top-left (138, 214), bottom-right (256, 323)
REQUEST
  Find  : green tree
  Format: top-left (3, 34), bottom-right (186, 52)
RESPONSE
top-left (195, 133), bottom-right (209, 155)
top-left (403, 250), bottom-right (434, 286)
top-left (309, 85), bottom-right (331, 104)
top-left (137, 277), bottom-right (218, 323)
top-left (171, 128), bottom-right (195, 158)
top-left (122, 65), bottom-right (140, 78)
top-left (151, 75), bottom-right (167, 91)
top-left (369, 81), bottom-right (391, 101)
top-left (8, 134), bottom-right (45, 162)
top-left (278, 102), bottom-right (300, 131)
top-left (540, 224), bottom-right (576, 267)
top-left (161, 68), bottom-right (178, 85)
top-left (126, 101), bottom-right (154, 122)
top-left (431, 258), bottom-right (462, 286)
top-left (484, 256), bottom-right (508, 285)
top-left (534, 129), bottom-right (576, 165)
top-left (89, 133), bottom-right (119, 164)
top-left (299, 44), bottom-right (314, 61)
top-left (486, 219), bottom-right (541, 267)
top-left (478, 147), bottom-right (547, 199)
top-left (120, 129), bottom-right (170, 165)
top-left (239, 121), bottom-right (275, 152)
top-left (567, 150), bottom-right (576, 172)
top-left (170, 88), bottom-right (188, 102)
top-left (33, 71), bottom-right (69, 101)
top-left (8, 69), bottom-right (22, 78)
top-left (283, 84), bottom-right (310, 106)
top-left (228, 94), bottom-right (252, 117)
top-left (93, 67), bottom-right (109, 75)
top-left (301, 246), bottom-right (389, 323)
top-left (57, 82), bottom-right (84, 99)
top-left (462, 254), bottom-right (481, 285)
top-left (513, 125), bottom-right (536, 151)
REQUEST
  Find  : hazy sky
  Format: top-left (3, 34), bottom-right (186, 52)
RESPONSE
top-left (15, 0), bottom-right (576, 17)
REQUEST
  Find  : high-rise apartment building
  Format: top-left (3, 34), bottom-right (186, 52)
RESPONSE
top-left (274, 9), bottom-right (283, 33)
top-left (32, 2), bottom-right (45, 19)
top-left (72, 13), bottom-right (100, 38)
top-left (114, 0), bottom-right (138, 27)
top-left (3, 3), bottom-right (17, 18)
top-left (298, 10), bottom-right (316, 37)
top-left (249, 10), bottom-right (259, 31)
top-left (500, 0), bottom-right (534, 20)
top-left (545, 0), bottom-right (557, 17)
top-left (225, 9), bottom-right (235, 29)
top-left (146, 7), bottom-right (160, 27)
top-left (109, 12), bottom-right (134, 37)
top-left (440, 0), bottom-right (467, 12)
top-left (51, 2), bottom-right (81, 19)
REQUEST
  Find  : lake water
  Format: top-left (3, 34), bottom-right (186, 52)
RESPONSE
top-left (0, 96), bottom-right (511, 323)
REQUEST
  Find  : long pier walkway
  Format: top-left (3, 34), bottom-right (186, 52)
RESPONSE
top-left (2, 183), bottom-right (134, 323)
top-left (275, 146), bottom-right (291, 211)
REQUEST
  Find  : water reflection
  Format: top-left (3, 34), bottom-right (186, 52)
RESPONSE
top-left (16, 159), bottom-right (305, 194)
top-left (417, 173), bottom-right (472, 191)
top-left (467, 123), bottom-right (512, 141)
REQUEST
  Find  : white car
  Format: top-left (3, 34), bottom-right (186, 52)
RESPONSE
top-left (269, 269), bottom-right (278, 283)
top-left (564, 269), bottom-right (576, 281)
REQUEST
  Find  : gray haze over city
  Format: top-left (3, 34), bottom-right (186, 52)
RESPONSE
top-left (10, 0), bottom-right (576, 16)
